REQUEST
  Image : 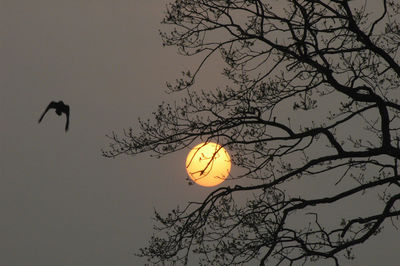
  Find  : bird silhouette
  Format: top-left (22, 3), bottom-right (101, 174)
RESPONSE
top-left (38, 101), bottom-right (70, 131)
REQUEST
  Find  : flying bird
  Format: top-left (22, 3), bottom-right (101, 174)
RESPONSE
top-left (38, 101), bottom-right (70, 131)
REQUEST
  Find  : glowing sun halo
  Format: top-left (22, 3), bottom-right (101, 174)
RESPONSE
top-left (186, 142), bottom-right (231, 187)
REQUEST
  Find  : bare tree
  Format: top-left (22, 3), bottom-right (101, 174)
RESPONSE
top-left (103, 0), bottom-right (400, 265)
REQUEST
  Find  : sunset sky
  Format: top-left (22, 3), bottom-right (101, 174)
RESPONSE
top-left (1, 1), bottom-right (399, 265)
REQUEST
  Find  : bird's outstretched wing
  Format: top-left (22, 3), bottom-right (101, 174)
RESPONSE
top-left (38, 101), bottom-right (57, 123)
top-left (64, 105), bottom-right (70, 131)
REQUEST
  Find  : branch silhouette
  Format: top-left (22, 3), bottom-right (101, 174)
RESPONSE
top-left (103, 0), bottom-right (400, 264)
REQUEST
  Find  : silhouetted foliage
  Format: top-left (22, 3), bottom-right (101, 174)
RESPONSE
top-left (103, 0), bottom-right (400, 265)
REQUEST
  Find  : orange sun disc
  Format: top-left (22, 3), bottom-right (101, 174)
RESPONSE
top-left (185, 142), bottom-right (231, 187)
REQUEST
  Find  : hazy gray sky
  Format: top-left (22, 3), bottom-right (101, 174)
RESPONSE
top-left (1, 1), bottom-right (398, 265)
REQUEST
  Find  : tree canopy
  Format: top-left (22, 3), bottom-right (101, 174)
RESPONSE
top-left (103, 0), bottom-right (400, 265)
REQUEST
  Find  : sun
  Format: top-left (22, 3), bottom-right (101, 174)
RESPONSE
top-left (185, 142), bottom-right (231, 187)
